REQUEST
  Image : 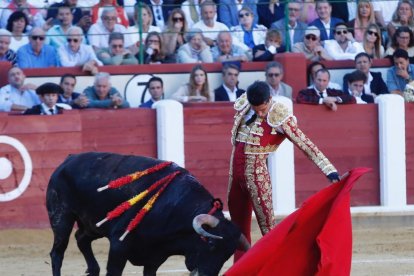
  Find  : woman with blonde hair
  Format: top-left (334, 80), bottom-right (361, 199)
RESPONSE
top-left (346, 0), bottom-right (375, 42)
top-left (171, 65), bottom-right (213, 102)
top-left (358, 23), bottom-right (384, 59)
top-left (127, 3), bottom-right (161, 51)
top-left (387, 0), bottom-right (414, 39)
top-left (162, 8), bottom-right (188, 57)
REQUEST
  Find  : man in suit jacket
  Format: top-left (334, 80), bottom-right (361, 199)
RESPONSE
top-left (343, 52), bottom-right (389, 97)
top-left (271, 0), bottom-right (307, 48)
top-left (215, 63), bottom-right (245, 101)
top-left (218, 0), bottom-right (258, 27)
top-left (309, 0), bottom-right (343, 41)
top-left (265, 61), bottom-right (293, 99)
top-left (297, 68), bottom-right (356, 111)
top-left (24, 83), bottom-right (65, 115)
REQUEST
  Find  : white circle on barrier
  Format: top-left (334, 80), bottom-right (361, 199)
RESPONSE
top-left (0, 157), bottom-right (12, 179)
top-left (0, 136), bottom-right (32, 202)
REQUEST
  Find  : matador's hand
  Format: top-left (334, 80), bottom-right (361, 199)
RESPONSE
top-left (327, 172), bottom-right (340, 183)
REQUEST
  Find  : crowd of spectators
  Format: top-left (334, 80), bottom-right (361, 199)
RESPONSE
top-left (1, 0), bottom-right (414, 114)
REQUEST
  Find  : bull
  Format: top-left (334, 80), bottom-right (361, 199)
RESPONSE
top-left (46, 152), bottom-right (249, 276)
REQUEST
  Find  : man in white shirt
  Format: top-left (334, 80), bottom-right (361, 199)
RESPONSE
top-left (58, 26), bottom-right (102, 74)
top-left (324, 22), bottom-right (363, 60)
top-left (192, 0), bottom-right (229, 46)
top-left (0, 67), bottom-right (40, 112)
top-left (87, 7), bottom-right (132, 52)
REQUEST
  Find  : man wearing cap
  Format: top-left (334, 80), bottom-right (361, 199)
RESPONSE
top-left (292, 26), bottom-right (332, 61)
top-left (24, 83), bottom-right (65, 115)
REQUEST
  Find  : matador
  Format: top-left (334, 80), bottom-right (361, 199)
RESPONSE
top-left (228, 81), bottom-right (340, 261)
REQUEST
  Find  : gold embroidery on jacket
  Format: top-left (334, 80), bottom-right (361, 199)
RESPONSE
top-left (267, 102), bottom-right (292, 127)
top-left (281, 117), bottom-right (337, 175)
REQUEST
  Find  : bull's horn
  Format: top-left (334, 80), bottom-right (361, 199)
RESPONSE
top-left (238, 233), bottom-right (250, 252)
top-left (192, 214), bottom-right (223, 240)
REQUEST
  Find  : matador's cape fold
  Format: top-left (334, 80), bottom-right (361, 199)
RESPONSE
top-left (225, 167), bottom-right (370, 276)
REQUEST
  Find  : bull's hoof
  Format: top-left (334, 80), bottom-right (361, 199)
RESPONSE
top-left (85, 268), bottom-right (100, 276)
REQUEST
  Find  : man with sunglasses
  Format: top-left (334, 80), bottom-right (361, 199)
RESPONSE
top-left (292, 26), bottom-right (332, 61)
top-left (58, 26), bottom-right (102, 74)
top-left (228, 80), bottom-right (340, 262)
top-left (16, 27), bottom-right (60, 68)
top-left (324, 22), bottom-right (364, 60)
top-left (265, 61), bottom-right (292, 99)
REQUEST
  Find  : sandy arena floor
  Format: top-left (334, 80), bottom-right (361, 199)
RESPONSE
top-left (0, 221), bottom-right (413, 276)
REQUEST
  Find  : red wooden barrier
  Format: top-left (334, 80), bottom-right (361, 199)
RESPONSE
top-left (0, 110), bottom-right (157, 228)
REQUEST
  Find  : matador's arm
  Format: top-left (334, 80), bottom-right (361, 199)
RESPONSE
top-left (267, 102), bottom-right (340, 182)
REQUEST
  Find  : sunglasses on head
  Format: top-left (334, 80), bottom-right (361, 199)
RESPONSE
top-left (267, 73), bottom-right (280, 78)
top-left (305, 34), bottom-right (317, 41)
top-left (239, 12), bottom-right (250, 18)
top-left (31, 35), bottom-right (45, 41)
top-left (367, 30), bottom-right (379, 37)
top-left (172, 17), bottom-right (184, 22)
top-left (67, 38), bottom-right (79, 43)
top-left (335, 30), bottom-right (348, 35)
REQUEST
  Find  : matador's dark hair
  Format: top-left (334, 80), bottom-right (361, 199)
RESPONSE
top-left (246, 81), bottom-right (270, 106)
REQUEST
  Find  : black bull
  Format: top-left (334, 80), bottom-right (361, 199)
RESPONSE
top-left (46, 152), bottom-right (249, 276)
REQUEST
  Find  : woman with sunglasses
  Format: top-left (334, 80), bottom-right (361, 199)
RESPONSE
top-left (356, 23), bottom-right (384, 59)
top-left (162, 9), bottom-right (188, 57)
top-left (345, 0), bottom-right (376, 43)
top-left (6, 11), bottom-right (29, 52)
top-left (385, 26), bottom-right (414, 63)
top-left (230, 7), bottom-right (267, 52)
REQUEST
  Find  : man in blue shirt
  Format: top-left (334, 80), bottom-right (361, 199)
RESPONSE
top-left (386, 48), bottom-right (414, 97)
top-left (16, 27), bottom-right (60, 68)
top-left (139, 77), bottom-right (164, 108)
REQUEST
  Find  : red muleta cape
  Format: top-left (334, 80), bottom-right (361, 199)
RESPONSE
top-left (225, 167), bottom-right (370, 276)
